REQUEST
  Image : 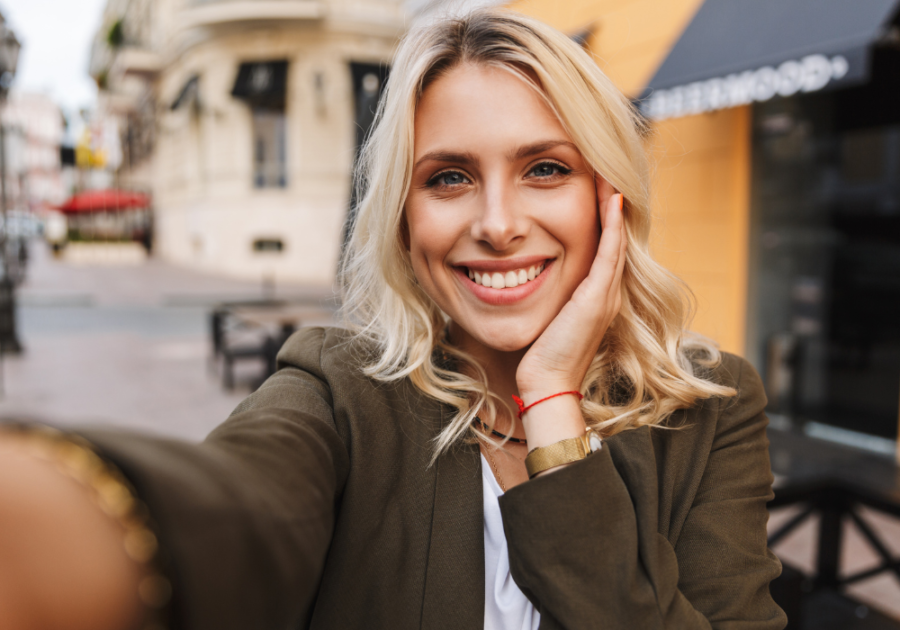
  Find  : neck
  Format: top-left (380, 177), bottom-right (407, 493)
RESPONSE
top-left (448, 321), bottom-right (526, 439)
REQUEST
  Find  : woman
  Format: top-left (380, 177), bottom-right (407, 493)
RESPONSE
top-left (0, 9), bottom-right (785, 630)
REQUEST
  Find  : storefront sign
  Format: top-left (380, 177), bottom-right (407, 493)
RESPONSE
top-left (642, 54), bottom-right (850, 120)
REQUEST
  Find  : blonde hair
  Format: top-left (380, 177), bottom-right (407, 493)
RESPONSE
top-left (340, 9), bottom-right (735, 458)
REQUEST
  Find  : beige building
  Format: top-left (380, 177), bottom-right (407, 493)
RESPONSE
top-left (91, 0), bottom-right (406, 285)
top-left (1, 91), bottom-right (68, 214)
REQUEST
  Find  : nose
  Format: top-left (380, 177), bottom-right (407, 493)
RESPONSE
top-left (469, 180), bottom-right (530, 251)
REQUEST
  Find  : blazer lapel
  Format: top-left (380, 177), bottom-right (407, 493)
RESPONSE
top-left (420, 431), bottom-right (484, 629)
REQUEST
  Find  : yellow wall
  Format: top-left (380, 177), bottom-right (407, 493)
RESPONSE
top-left (508, 0), bottom-right (752, 355)
top-left (648, 108), bottom-right (751, 354)
top-left (507, 0), bottom-right (705, 98)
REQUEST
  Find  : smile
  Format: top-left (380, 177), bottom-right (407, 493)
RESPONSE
top-left (452, 257), bottom-right (554, 306)
top-left (466, 263), bottom-right (546, 289)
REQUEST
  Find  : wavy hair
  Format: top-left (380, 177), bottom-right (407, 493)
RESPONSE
top-left (340, 9), bottom-right (736, 458)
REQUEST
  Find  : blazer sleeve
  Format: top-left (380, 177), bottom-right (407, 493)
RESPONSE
top-left (77, 327), bottom-right (350, 630)
top-left (498, 357), bottom-right (787, 630)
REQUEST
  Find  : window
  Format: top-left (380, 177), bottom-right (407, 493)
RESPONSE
top-left (231, 60), bottom-right (289, 189)
top-left (252, 108), bottom-right (286, 188)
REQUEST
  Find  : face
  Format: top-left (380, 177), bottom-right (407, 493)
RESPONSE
top-left (405, 63), bottom-right (602, 354)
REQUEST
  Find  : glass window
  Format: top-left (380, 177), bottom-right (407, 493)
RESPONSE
top-left (749, 75), bottom-right (900, 442)
top-left (252, 108), bottom-right (286, 188)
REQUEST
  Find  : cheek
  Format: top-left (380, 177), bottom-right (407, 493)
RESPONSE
top-left (405, 205), bottom-right (456, 283)
top-left (543, 183), bottom-right (600, 267)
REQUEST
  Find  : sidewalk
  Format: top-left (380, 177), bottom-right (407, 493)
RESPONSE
top-left (0, 241), bottom-right (337, 440)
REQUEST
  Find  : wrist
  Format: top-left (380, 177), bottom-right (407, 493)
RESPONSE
top-left (515, 380), bottom-right (581, 402)
top-left (517, 393), bottom-right (586, 450)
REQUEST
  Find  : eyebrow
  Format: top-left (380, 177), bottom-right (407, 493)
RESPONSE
top-left (413, 150), bottom-right (479, 172)
top-left (413, 139), bottom-right (578, 172)
top-left (509, 139), bottom-right (578, 161)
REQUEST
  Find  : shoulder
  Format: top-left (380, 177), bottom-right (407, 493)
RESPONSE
top-left (229, 327), bottom-right (378, 419)
top-left (272, 326), bottom-right (431, 416)
top-left (275, 326), bottom-right (376, 381)
top-left (710, 351), bottom-right (766, 410)
top-left (696, 351), bottom-right (769, 444)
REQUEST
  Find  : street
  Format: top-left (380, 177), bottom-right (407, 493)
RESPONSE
top-left (0, 242), bottom-right (336, 440)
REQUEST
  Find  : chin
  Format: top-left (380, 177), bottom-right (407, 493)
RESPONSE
top-left (467, 319), bottom-right (546, 353)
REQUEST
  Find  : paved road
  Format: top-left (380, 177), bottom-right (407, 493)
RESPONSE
top-left (0, 241), bottom-right (337, 441)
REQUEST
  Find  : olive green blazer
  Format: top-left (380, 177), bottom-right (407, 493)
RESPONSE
top-left (82, 327), bottom-right (786, 630)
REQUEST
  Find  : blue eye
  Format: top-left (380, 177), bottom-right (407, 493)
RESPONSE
top-left (529, 161), bottom-right (571, 179)
top-left (426, 170), bottom-right (470, 188)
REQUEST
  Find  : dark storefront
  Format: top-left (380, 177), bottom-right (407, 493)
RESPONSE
top-left (749, 46), bottom-right (900, 443)
top-left (644, 0), bottom-right (900, 447)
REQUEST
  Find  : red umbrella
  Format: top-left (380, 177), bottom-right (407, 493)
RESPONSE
top-left (56, 189), bottom-right (151, 214)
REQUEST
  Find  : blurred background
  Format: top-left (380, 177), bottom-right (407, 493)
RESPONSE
top-left (0, 0), bottom-right (898, 627)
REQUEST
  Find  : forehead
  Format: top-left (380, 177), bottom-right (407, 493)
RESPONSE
top-left (413, 63), bottom-right (572, 157)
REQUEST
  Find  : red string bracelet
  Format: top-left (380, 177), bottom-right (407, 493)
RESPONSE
top-left (511, 391), bottom-right (584, 420)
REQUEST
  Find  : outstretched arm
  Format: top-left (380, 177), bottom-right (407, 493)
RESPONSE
top-left (0, 434), bottom-right (149, 630)
top-left (0, 328), bottom-right (351, 630)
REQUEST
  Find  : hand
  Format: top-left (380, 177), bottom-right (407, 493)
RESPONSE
top-left (0, 435), bottom-right (148, 630)
top-left (516, 179), bottom-right (626, 401)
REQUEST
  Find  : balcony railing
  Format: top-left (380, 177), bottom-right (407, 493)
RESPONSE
top-left (181, 0), bottom-right (325, 28)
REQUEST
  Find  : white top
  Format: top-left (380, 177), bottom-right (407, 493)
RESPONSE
top-left (480, 454), bottom-right (541, 630)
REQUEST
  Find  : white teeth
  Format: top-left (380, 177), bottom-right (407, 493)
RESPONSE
top-left (467, 262), bottom-right (547, 289)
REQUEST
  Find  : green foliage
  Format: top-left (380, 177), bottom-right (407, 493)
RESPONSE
top-left (107, 19), bottom-right (124, 48)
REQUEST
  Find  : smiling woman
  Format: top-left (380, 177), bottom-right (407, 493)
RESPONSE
top-left (0, 8), bottom-right (785, 630)
top-left (341, 11), bottom-right (739, 459)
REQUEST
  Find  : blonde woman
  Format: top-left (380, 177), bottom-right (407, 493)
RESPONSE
top-left (0, 10), bottom-right (785, 630)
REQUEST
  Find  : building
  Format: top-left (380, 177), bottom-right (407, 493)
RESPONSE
top-left (90, 0), bottom-right (405, 285)
top-left (1, 90), bottom-right (68, 214)
top-left (508, 0), bottom-right (900, 452)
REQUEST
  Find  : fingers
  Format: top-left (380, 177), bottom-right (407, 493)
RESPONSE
top-left (596, 177), bottom-right (616, 231)
top-left (580, 193), bottom-right (625, 305)
top-left (594, 193), bottom-right (624, 274)
top-left (607, 195), bottom-right (627, 316)
top-left (613, 195), bottom-right (627, 283)
top-left (611, 213), bottom-right (627, 315)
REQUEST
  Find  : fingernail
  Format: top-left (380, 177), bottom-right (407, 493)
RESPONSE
top-left (618, 195), bottom-right (624, 211)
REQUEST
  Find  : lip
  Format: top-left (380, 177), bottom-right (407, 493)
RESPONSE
top-left (454, 258), bottom-right (555, 306)
top-left (454, 255), bottom-right (550, 274)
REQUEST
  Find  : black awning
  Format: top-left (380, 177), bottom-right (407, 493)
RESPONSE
top-left (170, 75), bottom-right (199, 111)
top-left (641, 0), bottom-right (900, 120)
top-left (231, 60), bottom-right (288, 109)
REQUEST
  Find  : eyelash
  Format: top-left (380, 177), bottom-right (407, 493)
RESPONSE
top-left (424, 161), bottom-right (572, 190)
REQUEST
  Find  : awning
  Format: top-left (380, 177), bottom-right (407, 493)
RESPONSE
top-left (231, 60), bottom-right (287, 108)
top-left (55, 190), bottom-right (151, 214)
top-left (641, 0), bottom-right (900, 120)
top-left (171, 75), bottom-right (199, 111)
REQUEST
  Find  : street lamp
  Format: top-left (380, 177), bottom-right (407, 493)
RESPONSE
top-left (0, 11), bottom-right (22, 354)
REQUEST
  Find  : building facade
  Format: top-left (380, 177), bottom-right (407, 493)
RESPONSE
top-left (1, 91), bottom-right (68, 215)
top-left (91, 0), bottom-right (405, 285)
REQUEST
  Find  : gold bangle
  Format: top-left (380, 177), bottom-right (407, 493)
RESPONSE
top-left (1, 425), bottom-right (172, 630)
top-left (524, 429), bottom-right (602, 479)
